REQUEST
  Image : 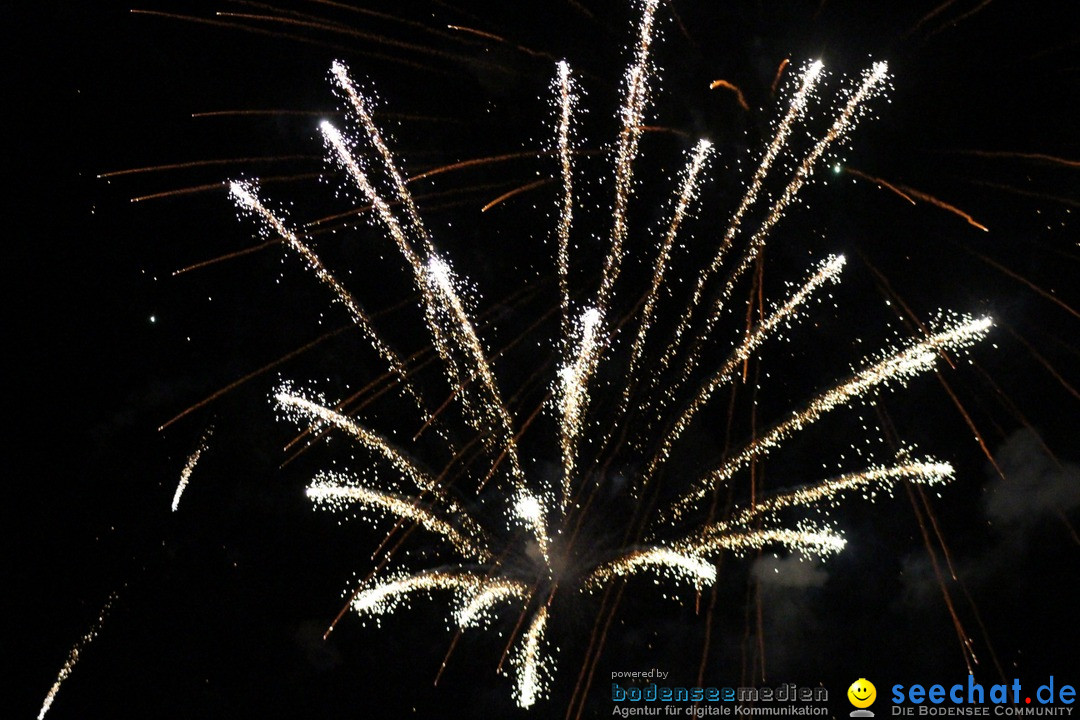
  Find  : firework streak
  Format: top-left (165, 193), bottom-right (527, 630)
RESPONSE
top-left (37, 595), bottom-right (116, 720)
top-left (226, 4), bottom-right (991, 709)
top-left (171, 427), bottom-right (212, 512)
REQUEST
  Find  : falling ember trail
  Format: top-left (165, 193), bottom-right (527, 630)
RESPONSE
top-left (770, 58), bottom-right (790, 95)
top-left (843, 167), bottom-right (916, 204)
top-left (894, 181), bottom-right (989, 231)
top-left (943, 149), bottom-right (1080, 168)
top-left (38, 594), bottom-right (117, 720)
top-left (482, 179), bottom-right (553, 212)
top-left (171, 427), bottom-right (212, 511)
top-left (709, 79), bottom-right (750, 110)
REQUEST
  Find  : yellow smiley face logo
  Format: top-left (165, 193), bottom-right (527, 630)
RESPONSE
top-left (848, 679), bottom-right (877, 708)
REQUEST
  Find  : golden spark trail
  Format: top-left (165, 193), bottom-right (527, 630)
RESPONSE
top-left (927, 0), bottom-right (995, 38)
top-left (320, 120), bottom-right (488, 420)
top-left (513, 606), bottom-right (552, 709)
top-left (330, 62), bottom-right (435, 257)
top-left (351, 570), bottom-right (485, 615)
top-left (427, 257), bottom-right (527, 485)
top-left (319, 122), bottom-right (425, 272)
top-left (906, 0), bottom-right (960, 35)
top-left (321, 121), bottom-right (500, 448)
top-left (191, 109), bottom-right (338, 118)
top-left (722, 460), bottom-right (955, 528)
top-left (159, 325), bottom-right (352, 431)
top-left (665, 314), bottom-right (991, 522)
top-left (305, 0), bottom-right (472, 43)
top-left (686, 62), bottom-right (889, 374)
top-left (596, 0), bottom-right (661, 314)
top-left (558, 308), bottom-right (603, 512)
top-left (217, 11), bottom-right (472, 66)
top-left (624, 139), bottom-right (713, 387)
top-left (964, 247), bottom-right (1080, 320)
top-left (306, 472), bottom-right (491, 561)
top-left (172, 239), bottom-right (280, 276)
top-left (130, 9), bottom-right (420, 71)
top-left (231, 182), bottom-right (424, 408)
top-left (131, 172), bottom-right (321, 203)
top-left (38, 594), bottom-right (116, 720)
top-left (684, 525), bottom-right (847, 557)
top-left (646, 255), bottom-right (845, 482)
top-left (967, 180), bottom-right (1080, 209)
top-left (456, 581), bottom-right (531, 628)
top-left (660, 61), bottom-right (824, 369)
top-left (555, 61), bottom-right (577, 341)
top-left (171, 428), bottom-right (212, 512)
top-left (586, 547), bottom-right (716, 589)
top-left (275, 390), bottom-right (436, 492)
top-left (446, 24), bottom-right (559, 62)
top-left (637, 124), bottom-right (693, 139)
top-left (1000, 323), bottom-right (1080, 401)
top-left (560, 0), bottom-right (662, 477)
top-left (306, 182), bottom-right (515, 228)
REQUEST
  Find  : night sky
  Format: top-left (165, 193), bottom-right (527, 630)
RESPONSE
top-left (13, 1), bottom-right (1080, 718)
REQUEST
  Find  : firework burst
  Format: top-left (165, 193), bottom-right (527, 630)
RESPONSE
top-left (226, 2), bottom-right (991, 709)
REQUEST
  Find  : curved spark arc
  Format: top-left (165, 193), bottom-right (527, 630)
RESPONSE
top-left (350, 569), bottom-right (487, 616)
top-left (276, 389), bottom-right (437, 493)
top-left (225, 3), bottom-right (993, 709)
top-left (306, 471), bottom-right (491, 561)
top-left (585, 547), bottom-right (717, 590)
top-left (663, 315), bottom-right (992, 524)
top-left (685, 524), bottom-right (848, 557)
top-left (717, 459), bottom-right (956, 530)
top-left (456, 580), bottom-right (531, 628)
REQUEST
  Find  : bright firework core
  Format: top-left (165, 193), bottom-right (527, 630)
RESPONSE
top-left (228, 1), bottom-right (992, 710)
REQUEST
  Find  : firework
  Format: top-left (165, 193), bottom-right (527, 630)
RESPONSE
top-left (170, 427), bottom-right (212, 512)
top-left (37, 594), bottom-right (116, 720)
top-left (227, 2), bottom-right (992, 709)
